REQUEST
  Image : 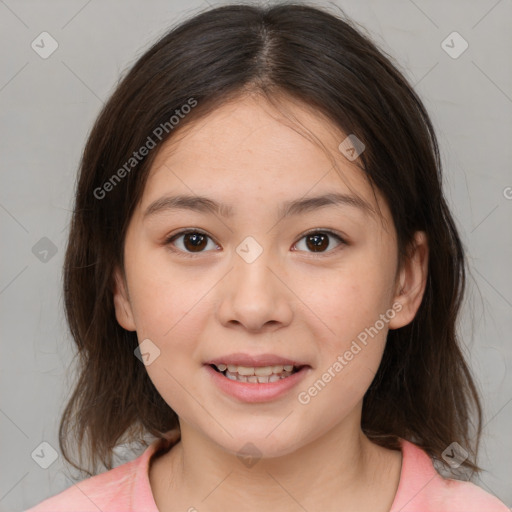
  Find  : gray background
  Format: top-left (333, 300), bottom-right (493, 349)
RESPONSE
top-left (1, 0), bottom-right (511, 510)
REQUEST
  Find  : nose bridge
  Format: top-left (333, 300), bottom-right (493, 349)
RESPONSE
top-left (216, 234), bottom-right (293, 331)
top-left (232, 234), bottom-right (277, 298)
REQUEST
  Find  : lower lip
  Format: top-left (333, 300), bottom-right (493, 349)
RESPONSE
top-left (204, 365), bottom-right (310, 403)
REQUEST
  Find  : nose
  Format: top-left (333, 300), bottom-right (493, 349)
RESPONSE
top-left (216, 247), bottom-right (294, 333)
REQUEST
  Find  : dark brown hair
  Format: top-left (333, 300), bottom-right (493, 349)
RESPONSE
top-left (60, 1), bottom-right (483, 479)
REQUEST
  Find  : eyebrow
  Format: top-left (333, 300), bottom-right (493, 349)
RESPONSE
top-left (143, 192), bottom-right (374, 221)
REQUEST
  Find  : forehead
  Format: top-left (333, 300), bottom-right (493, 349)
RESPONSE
top-left (140, 95), bottom-right (388, 224)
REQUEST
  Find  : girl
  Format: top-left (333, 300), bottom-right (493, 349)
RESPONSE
top-left (25, 2), bottom-right (509, 511)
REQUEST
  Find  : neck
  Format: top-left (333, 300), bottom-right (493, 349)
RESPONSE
top-left (152, 407), bottom-right (401, 512)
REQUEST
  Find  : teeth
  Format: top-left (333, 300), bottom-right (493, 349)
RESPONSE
top-left (255, 366), bottom-right (273, 376)
top-left (224, 370), bottom-right (293, 383)
top-left (216, 364), bottom-right (295, 376)
top-left (238, 366), bottom-right (255, 376)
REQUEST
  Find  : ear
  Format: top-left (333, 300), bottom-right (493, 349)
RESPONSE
top-left (388, 231), bottom-right (429, 330)
top-left (112, 266), bottom-right (137, 331)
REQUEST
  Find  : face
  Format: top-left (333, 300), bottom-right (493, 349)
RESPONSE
top-left (113, 94), bottom-right (428, 459)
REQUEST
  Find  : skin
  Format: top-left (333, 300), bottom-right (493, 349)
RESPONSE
top-left (113, 93), bottom-right (429, 512)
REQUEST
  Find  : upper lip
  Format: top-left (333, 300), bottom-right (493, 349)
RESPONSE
top-left (205, 353), bottom-right (309, 368)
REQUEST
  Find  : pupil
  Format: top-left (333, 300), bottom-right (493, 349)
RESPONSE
top-left (307, 233), bottom-right (328, 252)
top-left (185, 233), bottom-right (207, 252)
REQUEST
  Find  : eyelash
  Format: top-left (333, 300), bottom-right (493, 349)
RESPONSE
top-left (164, 228), bottom-right (347, 259)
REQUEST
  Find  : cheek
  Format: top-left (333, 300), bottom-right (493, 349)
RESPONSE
top-left (298, 279), bottom-right (390, 418)
top-left (307, 260), bottom-right (393, 348)
top-left (126, 256), bottom-right (218, 409)
top-left (126, 246), bottom-right (212, 338)
top-left (300, 260), bottom-right (394, 412)
top-left (127, 260), bottom-right (212, 414)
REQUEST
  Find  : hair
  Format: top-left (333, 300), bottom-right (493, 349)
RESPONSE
top-left (59, 1), bottom-right (483, 479)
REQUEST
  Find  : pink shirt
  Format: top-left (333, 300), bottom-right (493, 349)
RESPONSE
top-left (25, 437), bottom-right (509, 511)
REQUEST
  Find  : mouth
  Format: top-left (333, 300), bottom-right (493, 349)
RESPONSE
top-left (209, 363), bottom-right (305, 383)
top-left (204, 355), bottom-right (311, 402)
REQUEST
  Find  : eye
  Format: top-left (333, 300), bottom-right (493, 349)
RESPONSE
top-left (164, 228), bottom-right (347, 258)
top-left (292, 230), bottom-right (346, 255)
top-left (165, 229), bottom-right (219, 257)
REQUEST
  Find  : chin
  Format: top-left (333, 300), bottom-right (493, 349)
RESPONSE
top-left (209, 423), bottom-right (306, 461)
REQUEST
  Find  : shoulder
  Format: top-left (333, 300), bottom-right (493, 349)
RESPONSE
top-left (391, 439), bottom-right (509, 512)
top-left (23, 438), bottom-right (166, 512)
top-left (23, 458), bottom-right (141, 512)
top-left (430, 477), bottom-right (510, 511)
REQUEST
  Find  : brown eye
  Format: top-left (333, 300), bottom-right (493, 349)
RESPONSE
top-left (165, 229), bottom-right (346, 258)
top-left (306, 233), bottom-right (329, 252)
top-left (166, 230), bottom-right (218, 256)
top-left (293, 230), bottom-right (345, 254)
top-left (182, 232), bottom-right (208, 252)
